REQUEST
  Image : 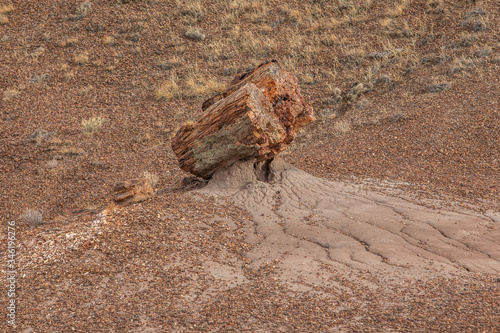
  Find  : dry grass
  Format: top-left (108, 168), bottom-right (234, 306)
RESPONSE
top-left (30, 46), bottom-right (45, 58)
top-left (21, 209), bottom-right (44, 227)
top-left (0, 5), bottom-right (14, 14)
top-left (143, 171), bottom-right (159, 188)
top-left (75, 0), bottom-right (91, 20)
top-left (77, 85), bottom-right (94, 96)
top-left (185, 28), bottom-right (206, 41)
top-left (155, 79), bottom-right (180, 101)
top-left (103, 36), bottom-right (116, 46)
top-left (64, 71), bottom-right (75, 81)
top-left (0, 14), bottom-right (8, 25)
top-left (81, 116), bottom-right (104, 134)
top-left (0, 4), bottom-right (13, 24)
top-left (74, 52), bottom-right (89, 65)
top-left (3, 88), bottom-right (20, 101)
top-left (223, 0), bottom-right (268, 25)
top-left (177, 0), bottom-right (205, 24)
top-left (184, 68), bottom-right (225, 98)
top-left (61, 37), bottom-right (78, 47)
top-left (388, 0), bottom-right (410, 17)
top-left (333, 119), bottom-right (352, 136)
top-left (427, 0), bottom-right (444, 14)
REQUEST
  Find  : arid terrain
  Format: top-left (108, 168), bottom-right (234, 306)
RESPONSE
top-left (1, 0), bottom-right (499, 332)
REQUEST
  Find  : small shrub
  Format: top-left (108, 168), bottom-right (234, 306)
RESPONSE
top-left (184, 74), bottom-right (225, 99)
top-left (426, 0), bottom-right (444, 13)
top-left (103, 35), bottom-right (115, 46)
top-left (81, 116), bottom-right (103, 134)
top-left (78, 85), bottom-right (94, 96)
top-left (428, 82), bottom-right (450, 94)
top-left (74, 52), bottom-right (89, 65)
top-left (3, 88), bottom-right (20, 101)
top-left (61, 37), bottom-right (78, 47)
top-left (159, 57), bottom-right (181, 70)
top-left (333, 119), bottom-right (352, 136)
top-left (74, 1), bottom-right (91, 20)
top-left (177, 0), bottom-right (205, 23)
top-left (143, 171), bottom-right (159, 188)
top-left (155, 79), bottom-right (180, 101)
top-left (0, 5), bottom-right (15, 14)
top-left (462, 8), bottom-right (488, 32)
top-left (21, 209), bottom-right (44, 227)
top-left (388, 0), bottom-right (410, 17)
top-left (185, 29), bottom-right (206, 41)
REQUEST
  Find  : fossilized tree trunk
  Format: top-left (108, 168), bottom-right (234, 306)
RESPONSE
top-left (171, 60), bottom-right (315, 179)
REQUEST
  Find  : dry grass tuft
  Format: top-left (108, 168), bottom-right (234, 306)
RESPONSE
top-left (3, 88), bottom-right (20, 102)
top-left (185, 29), bottom-right (206, 41)
top-left (58, 63), bottom-right (70, 72)
top-left (177, 0), bottom-right (205, 23)
top-left (156, 79), bottom-right (180, 101)
top-left (74, 52), bottom-right (89, 65)
top-left (61, 37), bottom-right (78, 47)
top-left (426, 0), bottom-right (444, 14)
top-left (103, 35), bottom-right (115, 46)
top-left (75, 0), bottom-right (91, 20)
top-left (78, 85), bottom-right (94, 96)
top-left (184, 71), bottom-right (225, 99)
top-left (333, 119), bottom-right (352, 136)
top-left (81, 116), bottom-right (104, 134)
top-left (21, 209), bottom-right (44, 227)
top-left (388, 0), bottom-right (410, 17)
top-left (143, 171), bottom-right (159, 188)
top-left (30, 46), bottom-right (45, 58)
top-left (0, 5), bottom-right (14, 14)
top-left (0, 14), bottom-right (8, 25)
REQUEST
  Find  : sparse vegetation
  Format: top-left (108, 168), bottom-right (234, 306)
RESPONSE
top-left (3, 88), bottom-right (20, 101)
top-left (61, 37), bottom-right (78, 47)
top-left (74, 0), bottom-right (91, 20)
top-left (0, 4), bottom-right (14, 14)
top-left (74, 52), bottom-right (89, 65)
top-left (21, 209), bottom-right (44, 227)
top-left (78, 85), bottom-right (94, 96)
top-left (81, 116), bottom-right (104, 134)
top-left (143, 171), bottom-right (159, 188)
top-left (185, 28), bottom-right (206, 41)
top-left (184, 70), bottom-right (225, 98)
top-left (428, 82), bottom-right (450, 94)
top-left (156, 79), bottom-right (180, 101)
top-left (0, 4), bottom-right (13, 24)
top-left (333, 119), bottom-right (352, 136)
top-left (103, 35), bottom-right (115, 46)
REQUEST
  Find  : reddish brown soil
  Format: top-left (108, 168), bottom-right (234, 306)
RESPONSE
top-left (1, 0), bottom-right (499, 332)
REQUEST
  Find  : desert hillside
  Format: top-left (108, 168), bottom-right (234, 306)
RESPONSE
top-left (1, 0), bottom-right (499, 332)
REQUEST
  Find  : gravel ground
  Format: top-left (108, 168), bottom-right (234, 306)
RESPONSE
top-left (1, 1), bottom-right (499, 331)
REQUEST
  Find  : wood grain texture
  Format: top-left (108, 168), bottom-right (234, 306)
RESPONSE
top-left (171, 61), bottom-right (315, 179)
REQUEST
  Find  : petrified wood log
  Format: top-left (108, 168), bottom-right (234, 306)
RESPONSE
top-left (171, 60), bottom-right (315, 179)
top-left (113, 178), bottom-right (153, 206)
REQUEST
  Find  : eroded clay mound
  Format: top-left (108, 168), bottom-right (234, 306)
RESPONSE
top-left (201, 158), bottom-right (500, 285)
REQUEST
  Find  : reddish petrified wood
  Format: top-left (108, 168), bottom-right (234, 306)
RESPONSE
top-left (171, 60), bottom-right (315, 179)
top-left (113, 178), bottom-right (153, 206)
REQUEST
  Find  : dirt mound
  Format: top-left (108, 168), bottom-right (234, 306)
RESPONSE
top-left (202, 158), bottom-right (500, 286)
